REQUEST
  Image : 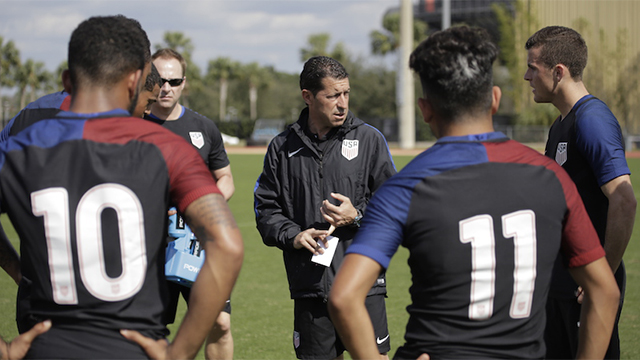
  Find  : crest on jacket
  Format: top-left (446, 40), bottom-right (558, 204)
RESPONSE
top-left (341, 139), bottom-right (359, 161)
top-left (189, 132), bottom-right (204, 149)
top-left (555, 142), bottom-right (568, 166)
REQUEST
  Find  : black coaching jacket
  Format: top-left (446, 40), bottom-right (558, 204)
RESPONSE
top-left (254, 107), bottom-right (396, 300)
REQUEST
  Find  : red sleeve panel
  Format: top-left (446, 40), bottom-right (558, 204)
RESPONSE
top-left (484, 140), bottom-right (605, 268)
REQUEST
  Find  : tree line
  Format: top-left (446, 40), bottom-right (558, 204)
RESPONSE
top-left (2, 2), bottom-right (639, 141)
top-left (0, 13), bottom-right (433, 142)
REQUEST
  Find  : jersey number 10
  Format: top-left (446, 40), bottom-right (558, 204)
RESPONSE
top-left (32, 184), bottom-right (147, 305)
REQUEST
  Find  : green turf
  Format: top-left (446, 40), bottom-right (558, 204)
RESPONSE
top-left (0, 154), bottom-right (638, 359)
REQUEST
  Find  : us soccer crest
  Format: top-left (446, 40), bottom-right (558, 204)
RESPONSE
top-left (189, 132), bottom-right (204, 149)
top-left (555, 142), bottom-right (568, 166)
top-left (341, 139), bottom-right (359, 161)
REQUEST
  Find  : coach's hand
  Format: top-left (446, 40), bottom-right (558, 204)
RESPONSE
top-left (0, 320), bottom-right (51, 360)
top-left (293, 228), bottom-right (331, 255)
top-left (120, 329), bottom-right (170, 360)
top-left (321, 192), bottom-right (358, 228)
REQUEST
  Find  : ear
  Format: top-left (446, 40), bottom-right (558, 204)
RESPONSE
top-left (491, 86), bottom-right (502, 115)
top-left (127, 69), bottom-right (143, 99)
top-left (301, 89), bottom-right (313, 106)
top-left (417, 97), bottom-right (433, 124)
top-left (62, 70), bottom-right (73, 95)
top-left (554, 64), bottom-right (566, 82)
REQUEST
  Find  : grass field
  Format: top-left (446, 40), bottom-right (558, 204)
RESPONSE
top-left (0, 153), bottom-right (639, 359)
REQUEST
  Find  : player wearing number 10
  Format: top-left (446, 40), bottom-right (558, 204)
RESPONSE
top-left (328, 26), bottom-right (620, 360)
top-left (0, 15), bottom-right (243, 359)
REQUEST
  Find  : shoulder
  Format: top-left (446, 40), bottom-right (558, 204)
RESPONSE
top-left (267, 127), bottom-right (293, 152)
top-left (573, 97), bottom-right (623, 146)
top-left (86, 116), bottom-right (187, 148)
top-left (182, 107), bottom-right (214, 123)
top-left (346, 116), bottom-right (387, 142)
top-left (182, 108), bottom-right (220, 131)
top-left (25, 91), bottom-right (70, 110)
top-left (575, 97), bottom-right (619, 128)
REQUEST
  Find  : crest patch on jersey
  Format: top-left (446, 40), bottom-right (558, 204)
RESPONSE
top-left (189, 132), bottom-right (204, 149)
top-left (293, 331), bottom-right (300, 348)
top-left (341, 139), bottom-right (359, 161)
top-left (555, 142), bottom-right (568, 166)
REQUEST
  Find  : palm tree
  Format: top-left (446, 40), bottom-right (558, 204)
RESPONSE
top-left (155, 32), bottom-right (195, 59)
top-left (241, 62), bottom-right (271, 121)
top-left (300, 33), bottom-right (349, 64)
top-left (370, 12), bottom-right (428, 56)
top-left (15, 59), bottom-right (53, 108)
top-left (206, 57), bottom-right (240, 121)
top-left (1, 36), bottom-right (21, 97)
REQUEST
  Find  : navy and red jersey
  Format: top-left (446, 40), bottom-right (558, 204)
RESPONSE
top-left (0, 109), bottom-right (219, 353)
top-left (0, 91), bottom-right (71, 142)
top-left (347, 132), bottom-right (604, 359)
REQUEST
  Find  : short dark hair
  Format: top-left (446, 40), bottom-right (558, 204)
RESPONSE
top-left (299, 56), bottom-right (348, 95)
top-left (409, 26), bottom-right (497, 122)
top-left (68, 15), bottom-right (150, 89)
top-left (525, 26), bottom-right (587, 80)
top-left (152, 48), bottom-right (186, 78)
top-left (144, 63), bottom-right (161, 92)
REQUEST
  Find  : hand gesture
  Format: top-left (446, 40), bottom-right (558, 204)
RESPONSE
top-left (293, 228), bottom-right (332, 255)
top-left (320, 193), bottom-right (358, 230)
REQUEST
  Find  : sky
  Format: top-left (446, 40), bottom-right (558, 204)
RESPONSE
top-left (0, 0), bottom-right (401, 75)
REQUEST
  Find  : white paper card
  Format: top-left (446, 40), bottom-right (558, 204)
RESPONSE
top-left (311, 235), bottom-right (339, 267)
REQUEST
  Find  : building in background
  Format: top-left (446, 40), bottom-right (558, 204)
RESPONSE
top-left (385, 0), bottom-right (640, 144)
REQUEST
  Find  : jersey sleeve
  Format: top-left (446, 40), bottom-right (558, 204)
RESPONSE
top-left (575, 100), bottom-right (630, 186)
top-left (205, 120), bottom-right (230, 171)
top-left (254, 139), bottom-right (303, 250)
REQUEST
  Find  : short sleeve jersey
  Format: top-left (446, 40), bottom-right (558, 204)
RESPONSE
top-left (544, 95), bottom-right (630, 297)
top-left (545, 95), bottom-right (630, 239)
top-left (0, 109), bottom-right (220, 338)
top-left (145, 107), bottom-right (230, 170)
top-left (347, 133), bottom-right (604, 359)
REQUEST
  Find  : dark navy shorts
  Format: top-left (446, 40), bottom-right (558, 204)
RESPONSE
top-left (293, 294), bottom-right (390, 359)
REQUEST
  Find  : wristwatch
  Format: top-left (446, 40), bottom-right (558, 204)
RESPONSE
top-left (353, 209), bottom-right (363, 227)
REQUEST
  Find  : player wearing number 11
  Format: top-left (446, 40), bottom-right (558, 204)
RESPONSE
top-left (328, 26), bottom-right (619, 360)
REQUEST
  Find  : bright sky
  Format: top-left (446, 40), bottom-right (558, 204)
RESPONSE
top-left (0, 0), bottom-right (401, 75)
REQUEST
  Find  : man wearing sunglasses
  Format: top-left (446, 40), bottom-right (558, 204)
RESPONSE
top-left (145, 48), bottom-right (235, 360)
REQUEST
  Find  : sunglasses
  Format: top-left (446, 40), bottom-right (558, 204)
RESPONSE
top-left (160, 77), bottom-right (185, 87)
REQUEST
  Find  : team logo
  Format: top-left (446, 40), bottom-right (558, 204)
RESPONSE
top-left (288, 147), bottom-right (303, 158)
top-left (376, 334), bottom-right (390, 345)
top-left (341, 139), bottom-right (359, 161)
top-left (555, 142), bottom-right (568, 166)
top-left (189, 132), bottom-right (205, 149)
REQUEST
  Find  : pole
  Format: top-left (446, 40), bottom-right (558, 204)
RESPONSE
top-left (398, 0), bottom-right (415, 149)
top-left (442, 0), bottom-right (451, 30)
